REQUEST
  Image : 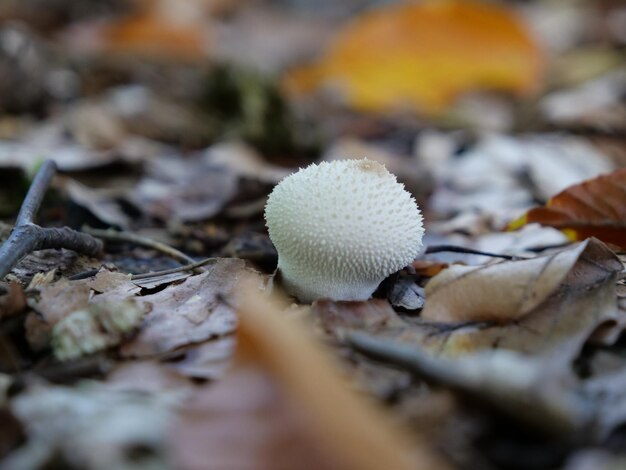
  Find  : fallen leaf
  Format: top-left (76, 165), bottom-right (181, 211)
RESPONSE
top-left (25, 270), bottom-right (142, 353)
top-left (283, 0), bottom-right (543, 114)
top-left (120, 258), bottom-right (246, 357)
top-left (0, 408), bottom-right (24, 460)
top-left (106, 361), bottom-right (193, 394)
top-left (422, 241), bottom-right (596, 323)
top-left (423, 133), bottom-right (614, 219)
top-left (169, 276), bottom-right (448, 470)
top-left (52, 300), bottom-right (145, 361)
top-left (509, 168), bottom-right (626, 249)
top-left (63, 179), bottom-right (134, 229)
top-left (66, 0), bottom-right (212, 62)
top-left (582, 366), bottom-right (626, 440)
top-left (417, 239), bottom-right (622, 361)
top-left (412, 260), bottom-right (450, 278)
top-left (4, 382), bottom-right (181, 469)
top-left (166, 336), bottom-right (235, 380)
top-left (204, 141), bottom-right (292, 184)
top-left (0, 282), bottom-right (26, 318)
top-left (85, 270), bottom-right (142, 301)
top-left (170, 366), bottom-right (343, 470)
top-left (313, 298), bottom-right (405, 333)
top-left (132, 155), bottom-right (238, 222)
top-left (542, 67), bottom-right (626, 125)
top-left (388, 276), bottom-right (426, 311)
top-left (0, 123), bottom-right (124, 172)
top-left (212, 7), bottom-right (332, 73)
top-left (31, 280), bottom-right (91, 325)
top-left (6, 246), bottom-right (102, 286)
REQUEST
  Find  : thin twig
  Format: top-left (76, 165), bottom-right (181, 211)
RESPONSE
top-left (83, 227), bottom-right (204, 273)
top-left (16, 161), bottom-right (56, 226)
top-left (0, 161), bottom-right (103, 281)
top-left (424, 244), bottom-right (528, 261)
top-left (131, 257), bottom-right (216, 280)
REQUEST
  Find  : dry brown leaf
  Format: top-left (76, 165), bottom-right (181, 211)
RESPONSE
top-left (509, 168), bottom-right (626, 249)
top-left (169, 366), bottom-right (343, 470)
top-left (170, 276), bottom-right (449, 470)
top-left (120, 258), bottom-right (246, 357)
top-left (313, 298), bottom-right (405, 333)
top-left (26, 271), bottom-right (141, 354)
top-left (413, 239), bottom-right (622, 361)
top-left (31, 280), bottom-right (91, 325)
top-left (106, 361), bottom-right (192, 394)
top-left (7, 246), bottom-right (101, 286)
top-left (30, 270), bottom-right (141, 327)
top-left (0, 282), bottom-right (26, 318)
top-left (4, 381), bottom-right (178, 470)
top-left (85, 270), bottom-right (142, 301)
top-left (422, 241), bottom-right (595, 323)
top-left (167, 336), bottom-right (235, 380)
top-left (132, 155), bottom-right (239, 222)
top-left (52, 300), bottom-right (145, 361)
top-left (283, 0), bottom-right (543, 114)
top-left (237, 276), bottom-right (447, 470)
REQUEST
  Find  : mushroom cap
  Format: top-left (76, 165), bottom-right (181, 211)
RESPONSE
top-left (265, 159), bottom-right (424, 302)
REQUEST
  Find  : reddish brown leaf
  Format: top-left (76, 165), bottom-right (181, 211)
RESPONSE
top-left (509, 168), bottom-right (626, 249)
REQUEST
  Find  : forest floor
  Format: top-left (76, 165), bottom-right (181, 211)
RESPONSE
top-left (0, 1), bottom-right (625, 469)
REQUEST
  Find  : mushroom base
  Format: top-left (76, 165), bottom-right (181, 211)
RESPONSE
top-left (279, 263), bottom-right (382, 303)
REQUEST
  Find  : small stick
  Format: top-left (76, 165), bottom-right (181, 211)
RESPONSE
top-left (83, 227), bottom-right (203, 272)
top-left (131, 257), bottom-right (216, 280)
top-left (0, 161), bottom-right (103, 281)
top-left (424, 244), bottom-right (528, 261)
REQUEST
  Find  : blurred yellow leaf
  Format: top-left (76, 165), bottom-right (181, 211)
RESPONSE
top-left (284, 0), bottom-right (543, 114)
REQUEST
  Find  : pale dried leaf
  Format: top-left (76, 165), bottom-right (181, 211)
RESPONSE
top-left (52, 300), bottom-right (145, 361)
top-left (414, 239), bottom-right (622, 362)
top-left (120, 258), bottom-right (246, 357)
top-left (422, 241), bottom-right (589, 323)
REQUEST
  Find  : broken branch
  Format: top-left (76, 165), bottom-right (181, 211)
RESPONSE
top-left (0, 161), bottom-right (103, 281)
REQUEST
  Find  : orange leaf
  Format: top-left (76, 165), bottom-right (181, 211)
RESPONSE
top-left (101, 12), bottom-right (207, 60)
top-left (509, 168), bottom-right (626, 249)
top-left (66, 1), bottom-right (212, 61)
top-left (283, 0), bottom-right (543, 114)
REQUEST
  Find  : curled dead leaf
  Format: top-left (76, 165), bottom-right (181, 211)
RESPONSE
top-left (423, 238), bottom-right (622, 323)
top-left (414, 239), bottom-right (622, 361)
top-left (509, 168), bottom-right (626, 249)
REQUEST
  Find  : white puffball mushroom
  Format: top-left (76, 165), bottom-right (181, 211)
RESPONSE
top-left (264, 159), bottom-right (424, 303)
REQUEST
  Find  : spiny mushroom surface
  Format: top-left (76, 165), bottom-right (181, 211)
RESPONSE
top-left (264, 159), bottom-right (424, 303)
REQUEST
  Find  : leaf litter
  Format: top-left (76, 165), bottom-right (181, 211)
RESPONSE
top-left (0, 1), bottom-right (625, 469)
